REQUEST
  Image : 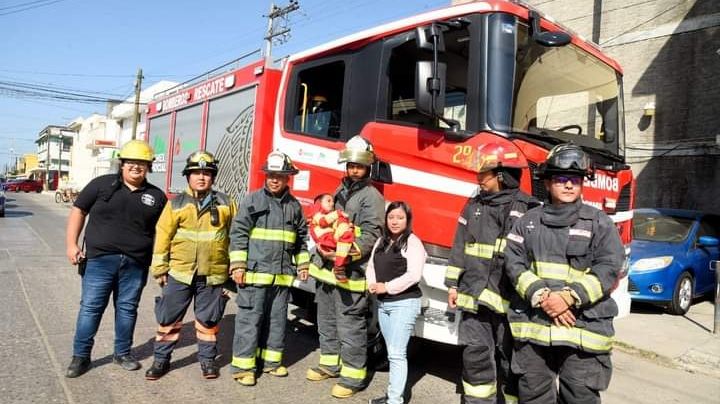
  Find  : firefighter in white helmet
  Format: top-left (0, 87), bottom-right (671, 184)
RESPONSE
top-left (145, 150), bottom-right (236, 381)
top-left (306, 135), bottom-right (385, 399)
top-left (446, 142), bottom-right (540, 403)
top-left (228, 150), bottom-right (310, 386)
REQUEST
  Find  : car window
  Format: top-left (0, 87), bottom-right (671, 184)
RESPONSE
top-left (633, 213), bottom-right (694, 243)
top-left (697, 216), bottom-right (720, 240)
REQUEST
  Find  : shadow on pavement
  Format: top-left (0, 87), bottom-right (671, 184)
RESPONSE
top-left (3, 209), bottom-right (34, 217)
top-left (404, 337), bottom-right (463, 402)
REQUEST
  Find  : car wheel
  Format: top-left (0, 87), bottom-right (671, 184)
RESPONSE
top-left (36, 188), bottom-right (42, 193)
top-left (0, 207), bottom-right (4, 217)
top-left (669, 271), bottom-right (693, 315)
top-left (55, 192), bottom-right (62, 203)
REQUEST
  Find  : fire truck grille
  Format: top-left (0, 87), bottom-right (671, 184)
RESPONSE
top-left (616, 182), bottom-right (632, 212)
top-left (528, 162), bottom-right (548, 201)
top-left (421, 306), bottom-right (456, 325)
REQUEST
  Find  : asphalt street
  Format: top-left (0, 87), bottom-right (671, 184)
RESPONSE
top-left (0, 192), bottom-right (717, 403)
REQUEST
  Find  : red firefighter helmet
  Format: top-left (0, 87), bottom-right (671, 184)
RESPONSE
top-left (474, 142), bottom-right (524, 173)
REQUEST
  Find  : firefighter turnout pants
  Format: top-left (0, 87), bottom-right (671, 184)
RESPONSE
top-left (511, 342), bottom-right (612, 404)
top-left (232, 285), bottom-right (289, 373)
top-left (459, 309), bottom-right (517, 404)
top-left (153, 275), bottom-right (228, 362)
top-left (315, 282), bottom-right (368, 389)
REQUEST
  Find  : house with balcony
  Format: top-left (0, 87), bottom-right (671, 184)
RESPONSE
top-left (36, 125), bottom-right (76, 190)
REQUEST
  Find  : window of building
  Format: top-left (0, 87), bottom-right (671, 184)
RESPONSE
top-left (287, 60), bottom-right (345, 139)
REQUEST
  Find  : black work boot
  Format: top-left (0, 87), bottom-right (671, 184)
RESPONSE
top-left (65, 356), bottom-right (91, 378)
top-left (113, 354), bottom-right (141, 371)
top-left (145, 360), bottom-right (170, 380)
top-left (201, 359), bottom-right (219, 379)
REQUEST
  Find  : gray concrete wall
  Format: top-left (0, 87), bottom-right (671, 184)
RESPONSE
top-left (523, 0), bottom-right (720, 213)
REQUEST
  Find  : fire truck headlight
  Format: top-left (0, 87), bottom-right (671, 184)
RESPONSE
top-left (630, 256), bottom-right (673, 273)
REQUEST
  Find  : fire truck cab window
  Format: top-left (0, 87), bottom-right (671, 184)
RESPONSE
top-left (289, 61), bottom-right (344, 139)
top-left (387, 26), bottom-right (469, 130)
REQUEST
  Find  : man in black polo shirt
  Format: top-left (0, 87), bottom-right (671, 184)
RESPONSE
top-left (64, 140), bottom-right (167, 378)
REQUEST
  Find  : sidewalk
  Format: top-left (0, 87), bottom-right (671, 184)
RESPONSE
top-left (614, 300), bottom-right (720, 378)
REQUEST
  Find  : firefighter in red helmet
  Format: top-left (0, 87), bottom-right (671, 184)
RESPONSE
top-left (446, 142), bottom-right (540, 403)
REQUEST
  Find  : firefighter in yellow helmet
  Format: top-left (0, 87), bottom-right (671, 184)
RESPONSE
top-left (145, 150), bottom-right (236, 380)
top-left (228, 150), bottom-right (310, 386)
top-left (306, 135), bottom-right (385, 398)
top-left (65, 139), bottom-right (167, 378)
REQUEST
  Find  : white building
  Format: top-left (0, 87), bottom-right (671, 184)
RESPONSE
top-left (65, 80), bottom-right (178, 189)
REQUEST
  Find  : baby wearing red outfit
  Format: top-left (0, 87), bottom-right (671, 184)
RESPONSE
top-left (309, 193), bottom-right (356, 283)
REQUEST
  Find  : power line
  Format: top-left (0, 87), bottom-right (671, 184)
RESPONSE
top-left (0, 0), bottom-right (66, 17)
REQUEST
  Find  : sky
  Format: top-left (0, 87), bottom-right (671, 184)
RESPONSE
top-left (0, 0), bottom-right (449, 169)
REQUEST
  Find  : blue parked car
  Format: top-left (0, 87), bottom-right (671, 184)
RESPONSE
top-left (629, 208), bottom-right (719, 314)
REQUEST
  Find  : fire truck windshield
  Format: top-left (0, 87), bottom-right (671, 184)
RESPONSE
top-left (508, 24), bottom-right (623, 157)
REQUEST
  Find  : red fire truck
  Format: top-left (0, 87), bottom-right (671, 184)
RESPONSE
top-left (145, 0), bottom-right (634, 345)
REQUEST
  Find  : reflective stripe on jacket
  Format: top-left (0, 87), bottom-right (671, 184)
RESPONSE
top-left (503, 202), bottom-right (624, 353)
top-left (445, 189), bottom-right (539, 314)
top-left (151, 189), bottom-right (236, 286)
top-left (229, 187), bottom-right (309, 277)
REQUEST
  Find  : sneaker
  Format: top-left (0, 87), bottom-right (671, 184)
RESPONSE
top-left (369, 396), bottom-right (388, 404)
top-left (113, 354), bottom-right (141, 371)
top-left (201, 360), bottom-right (219, 379)
top-left (65, 356), bottom-right (91, 378)
top-left (306, 366), bottom-right (339, 381)
top-left (263, 365), bottom-right (288, 377)
top-left (233, 371), bottom-right (256, 386)
top-left (145, 360), bottom-right (170, 380)
top-left (331, 382), bottom-right (361, 399)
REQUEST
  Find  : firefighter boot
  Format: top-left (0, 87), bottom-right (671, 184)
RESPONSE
top-left (306, 366), bottom-right (339, 381)
top-left (331, 382), bottom-right (361, 399)
top-left (145, 360), bottom-right (170, 380)
top-left (263, 365), bottom-right (289, 377)
top-left (233, 371), bottom-right (256, 386)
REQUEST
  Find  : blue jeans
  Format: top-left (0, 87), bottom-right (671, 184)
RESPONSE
top-left (72, 254), bottom-right (148, 358)
top-left (377, 297), bottom-right (421, 404)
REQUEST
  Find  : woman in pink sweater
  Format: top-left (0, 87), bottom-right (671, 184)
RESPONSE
top-left (366, 201), bottom-right (426, 404)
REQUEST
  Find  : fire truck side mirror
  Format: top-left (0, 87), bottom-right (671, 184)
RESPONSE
top-left (415, 60), bottom-right (447, 117)
top-left (371, 159), bottom-right (393, 184)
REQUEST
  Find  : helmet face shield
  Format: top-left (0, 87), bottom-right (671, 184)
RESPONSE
top-left (183, 150), bottom-right (219, 176)
top-left (338, 135), bottom-right (375, 166)
top-left (550, 148), bottom-right (591, 171)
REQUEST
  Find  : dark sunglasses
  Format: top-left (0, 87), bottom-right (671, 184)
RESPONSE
top-left (551, 175), bottom-right (583, 185)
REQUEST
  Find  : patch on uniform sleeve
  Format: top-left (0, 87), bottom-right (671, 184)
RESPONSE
top-left (569, 229), bottom-right (592, 238)
top-left (458, 216), bottom-right (467, 226)
top-left (507, 233), bottom-right (524, 243)
top-left (509, 210), bottom-right (524, 218)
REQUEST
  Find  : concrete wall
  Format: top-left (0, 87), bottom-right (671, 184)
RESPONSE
top-left (522, 0), bottom-right (720, 213)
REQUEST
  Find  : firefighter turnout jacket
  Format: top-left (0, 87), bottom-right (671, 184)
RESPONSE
top-left (229, 187), bottom-right (310, 284)
top-left (445, 189), bottom-right (540, 314)
top-left (504, 199), bottom-right (624, 353)
top-left (309, 177), bottom-right (384, 292)
top-left (151, 188), bottom-right (236, 286)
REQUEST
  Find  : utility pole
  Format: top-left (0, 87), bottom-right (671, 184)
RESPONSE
top-left (263, 0), bottom-right (300, 65)
top-left (131, 68), bottom-right (143, 140)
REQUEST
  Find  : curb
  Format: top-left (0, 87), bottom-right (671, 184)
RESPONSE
top-left (614, 340), bottom-right (720, 379)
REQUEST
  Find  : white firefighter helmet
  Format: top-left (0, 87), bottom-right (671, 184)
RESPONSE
top-left (263, 150), bottom-right (299, 175)
top-left (338, 135), bottom-right (375, 166)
